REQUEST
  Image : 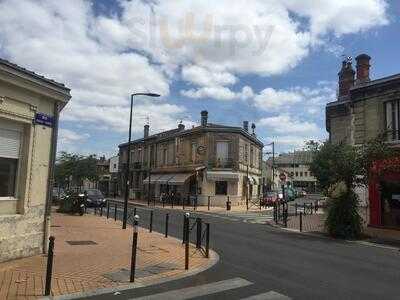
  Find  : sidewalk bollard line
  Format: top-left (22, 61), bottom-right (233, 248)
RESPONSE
top-left (208, 196), bottom-right (210, 211)
top-left (300, 212), bottom-right (303, 232)
top-left (165, 213), bottom-right (169, 238)
top-left (106, 201), bottom-right (110, 219)
top-left (114, 204), bottom-right (117, 221)
top-left (205, 223), bottom-right (210, 258)
top-left (149, 211), bottom-right (153, 233)
top-left (44, 236), bottom-right (55, 296)
top-left (196, 218), bottom-right (202, 249)
top-left (130, 216), bottom-right (139, 282)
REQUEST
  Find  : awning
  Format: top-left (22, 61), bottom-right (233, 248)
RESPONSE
top-left (158, 174), bottom-right (175, 184)
top-left (143, 174), bottom-right (162, 184)
top-left (207, 171), bottom-right (239, 181)
top-left (168, 173), bottom-right (194, 185)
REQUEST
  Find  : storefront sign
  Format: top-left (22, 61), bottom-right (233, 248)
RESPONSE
top-left (34, 113), bottom-right (54, 127)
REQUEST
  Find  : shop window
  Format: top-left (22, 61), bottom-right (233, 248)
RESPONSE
top-left (215, 181), bottom-right (228, 195)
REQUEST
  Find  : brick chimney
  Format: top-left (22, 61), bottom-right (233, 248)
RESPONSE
top-left (201, 110), bottom-right (208, 127)
top-left (338, 58), bottom-right (355, 100)
top-left (144, 124), bottom-right (149, 138)
top-left (355, 54), bottom-right (371, 84)
top-left (243, 121), bottom-right (249, 132)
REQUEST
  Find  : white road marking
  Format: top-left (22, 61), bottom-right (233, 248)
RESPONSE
top-left (128, 277), bottom-right (253, 300)
top-left (241, 291), bottom-right (291, 300)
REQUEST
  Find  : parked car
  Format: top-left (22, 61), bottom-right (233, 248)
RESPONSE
top-left (262, 191), bottom-right (279, 207)
top-left (84, 189), bottom-right (106, 207)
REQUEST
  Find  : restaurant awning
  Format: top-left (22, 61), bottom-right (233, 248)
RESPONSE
top-left (143, 174), bottom-right (162, 184)
top-left (207, 171), bottom-right (239, 181)
top-left (168, 173), bottom-right (194, 185)
top-left (157, 174), bottom-right (175, 184)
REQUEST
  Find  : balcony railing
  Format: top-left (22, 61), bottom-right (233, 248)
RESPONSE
top-left (383, 130), bottom-right (400, 144)
top-left (208, 158), bottom-right (234, 169)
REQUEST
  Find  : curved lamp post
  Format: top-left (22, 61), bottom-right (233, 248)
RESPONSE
top-left (123, 92), bottom-right (160, 229)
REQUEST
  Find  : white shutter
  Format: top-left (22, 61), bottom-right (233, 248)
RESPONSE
top-left (0, 128), bottom-right (21, 159)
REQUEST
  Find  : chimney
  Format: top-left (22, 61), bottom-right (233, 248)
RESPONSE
top-left (144, 124), bottom-right (149, 138)
top-left (178, 123), bottom-right (185, 131)
top-left (243, 121), bottom-right (249, 132)
top-left (201, 110), bottom-right (208, 127)
top-left (355, 54), bottom-right (371, 84)
top-left (251, 123), bottom-right (256, 135)
top-left (338, 58), bottom-right (355, 100)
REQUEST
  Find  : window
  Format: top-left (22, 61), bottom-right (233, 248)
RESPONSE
top-left (216, 141), bottom-right (229, 164)
top-left (215, 181), bottom-right (228, 195)
top-left (385, 100), bottom-right (400, 141)
top-left (0, 124), bottom-right (21, 198)
top-left (137, 148), bottom-right (142, 162)
top-left (300, 172), bottom-right (303, 177)
top-left (250, 146), bottom-right (254, 166)
top-left (162, 148), bottom-right (168, 165)
top-left (244, 144), bottom-right (249, 163)
top-left (305, 172), bottom-right (308, 177)
top-left (295, 172), bottom-right (299, 177)
top-left (191, 142), bottom-right (197, 162)
top-left (290, 172), bottom-right (294, 177)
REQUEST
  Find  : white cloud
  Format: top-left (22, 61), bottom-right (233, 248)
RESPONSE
top-left (258, 114), bottom-right (320, 135)
top-left (58, 129), bottom-right (90, 144)
top-left (181, 85), bottom-right (254, 101)
top-left (182, 65), bottom-right (237, 87)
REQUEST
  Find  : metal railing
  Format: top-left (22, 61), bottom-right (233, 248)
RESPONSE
top-left (208, 158), bottom-right (235, 169)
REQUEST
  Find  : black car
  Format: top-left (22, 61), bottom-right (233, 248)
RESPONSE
top-left (84, 189), bottom-right (106, 207)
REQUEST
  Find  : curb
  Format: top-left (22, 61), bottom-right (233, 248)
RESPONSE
top-left (39, 248), bottom-right (219, 300)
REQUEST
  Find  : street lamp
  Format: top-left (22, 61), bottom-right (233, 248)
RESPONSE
top-left (264, 142), bottom-right (275, 191)
top-left (122, 92), bottom-right (160, 229)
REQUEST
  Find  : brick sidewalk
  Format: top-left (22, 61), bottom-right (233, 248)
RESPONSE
top-left (0, 212), bottom-right (215, 299)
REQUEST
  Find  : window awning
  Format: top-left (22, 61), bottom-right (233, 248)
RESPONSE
top-left (143, 174), bottom-right (162, 184)
top-left (168, 173), bottom-right (194, 185)
top-left (207, 171), bottom-right (239, 181)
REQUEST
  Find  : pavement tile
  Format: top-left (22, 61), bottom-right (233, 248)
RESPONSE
top-left (0, 211), bottom-right (212, 299)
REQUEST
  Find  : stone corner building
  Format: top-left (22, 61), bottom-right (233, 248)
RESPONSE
top-left (118, 111), bottom-right (263, 207)
top-left (0, 59), bottom-right (71, 262)
top-left (326, 54), bottom-right (400, 230)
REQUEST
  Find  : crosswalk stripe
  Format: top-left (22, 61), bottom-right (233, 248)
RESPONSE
top-left (128, 277), bottom-right (253, 300)
top-left (241, 291), bottom-right (291, 300)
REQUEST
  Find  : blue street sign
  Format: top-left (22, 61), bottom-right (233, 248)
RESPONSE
top-left (34, 113), bottom-right (54, 127)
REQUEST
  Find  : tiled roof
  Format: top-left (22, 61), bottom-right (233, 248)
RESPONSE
top-left (0, 57), bottom-right (70, 91)
top-left (267, 151), bottom-right (314, 165)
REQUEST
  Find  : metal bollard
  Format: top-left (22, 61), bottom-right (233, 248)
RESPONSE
top-left (226, 196), bottom-right (231, 211)
top-left (165, 214), bottom-right (169, 238)
top-left (196, 218), bottom-right (202, 249)
top-left (183, 196), bottom-right (185, 210)
top-left (134, 207), bottom-right (137, 216)
top-left (194, 198), bottom-right (197, 211)
top-left (106, 201), bottom-right (110, 219)
top-left (44, 236), bottom-right (55, 296)
top-left (130, 215), bottom-right (139, 282)
top-left (295, 203), bottom-right (298, 216)
top-left (208, 196), bottom-right (210, 211)
top-left (205, 223), bottom-right (210, 258)
top-left (163, 198), bottom-right (165, 208)
top-left (94, 206), bottom-right (97, 215)
top-left (172, 197), bottom-right (174, 209)
top-left (259, 198), bottom-right (262, 210)
top-left (303, 203), bottom-right (306, 215)
top-left (310, 203), bottom-right (314, 215)
top-left (114, 204), bottom-right (117, 221)
top-left (184, 214), bottom-right (189, 270)
top-left (274, 203), bottom-right (277, 224)
top-left (300, 212), bottom-right (303, 232)
top-left (100, 205), bottom-right (103, 217)
top-left (284, 208), bottom-right (288, 228)
top-left (149, 211), bottom-right (153, 233)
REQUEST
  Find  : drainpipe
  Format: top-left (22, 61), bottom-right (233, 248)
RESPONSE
top-left (43, 101), bottom-right (60, 254)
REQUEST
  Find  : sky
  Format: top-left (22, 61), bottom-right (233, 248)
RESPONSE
top-left (0, 0), bottom-right (398, 157)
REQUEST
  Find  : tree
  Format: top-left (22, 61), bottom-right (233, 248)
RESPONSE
top-left (54, 152), bottom-right (99, 189)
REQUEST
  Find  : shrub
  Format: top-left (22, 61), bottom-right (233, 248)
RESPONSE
top-left (325, 189), bottom-right (363, 239)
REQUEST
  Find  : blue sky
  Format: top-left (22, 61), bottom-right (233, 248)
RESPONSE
top-left (0, 0), bottom-right (398, 156)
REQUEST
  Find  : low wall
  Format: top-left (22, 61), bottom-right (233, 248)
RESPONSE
top-left (0, 205), bottom-right (45, 263)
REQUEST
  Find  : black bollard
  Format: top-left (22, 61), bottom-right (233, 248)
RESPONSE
top-left (100, 205), bottom-right (103, 217)
top-left (130, 215), bottom-right (139, 282)
top-left (205, 223), bottom-right (210, 258)
top-left (44, 236), bottom-right (55, 296)
top-left (165, 213), bottom-right (169, 238)
top-left (149, 211), bottom-right (153, 233)
top-left (106, 201), bottom-right (110, 219)
top-left (114, 204), bottom-right (117, 221)
top-left (208, 196), bottom-right (210, 211)
top-left (295, 203), bottom-right (298, 216)
top-left (300, 212), bottom-right (303, 232)
top-left (196, 217), bottom-right (202, 249)
top-left (184, 216), bottom-right (189, 270)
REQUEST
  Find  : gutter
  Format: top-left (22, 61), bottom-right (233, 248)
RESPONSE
top-left (43, 101), bottom-right (60, 254)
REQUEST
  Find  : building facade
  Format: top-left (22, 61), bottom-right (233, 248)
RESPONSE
top-left (118, 111), bottom-right (263, 206)
top-left (0, 59), bottom-right (70, 262)
top-left (264, 151), bottom-right (317, 193)
top-left (326, 54), bottom-right (400, 229)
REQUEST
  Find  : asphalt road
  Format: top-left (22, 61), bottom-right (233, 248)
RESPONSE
top-left (85, 204), bottom-right (400, 300)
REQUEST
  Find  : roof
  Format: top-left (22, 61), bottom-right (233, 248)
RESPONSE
top-left (351, 73), bottom-right (400, 91)
top-left (267, 151), bottom-right (314, 165)
top-left (0, 58), bottom-right (70, 91)
top-left (119, 122), bottom-right (263, 148)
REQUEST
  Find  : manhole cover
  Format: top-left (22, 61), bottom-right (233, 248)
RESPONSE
top-left (66, 240), bottom-right (97, 245)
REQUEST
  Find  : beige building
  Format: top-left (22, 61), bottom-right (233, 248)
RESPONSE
top-left (265, 151), bottom-right (317, 193)
top-left (0, 59), bottom-right (70, 262)
top-left (118, 111), bottom-right (263, 206)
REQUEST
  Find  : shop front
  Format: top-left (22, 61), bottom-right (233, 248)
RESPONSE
top-left (369, 157), bottom-right (400, 228)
